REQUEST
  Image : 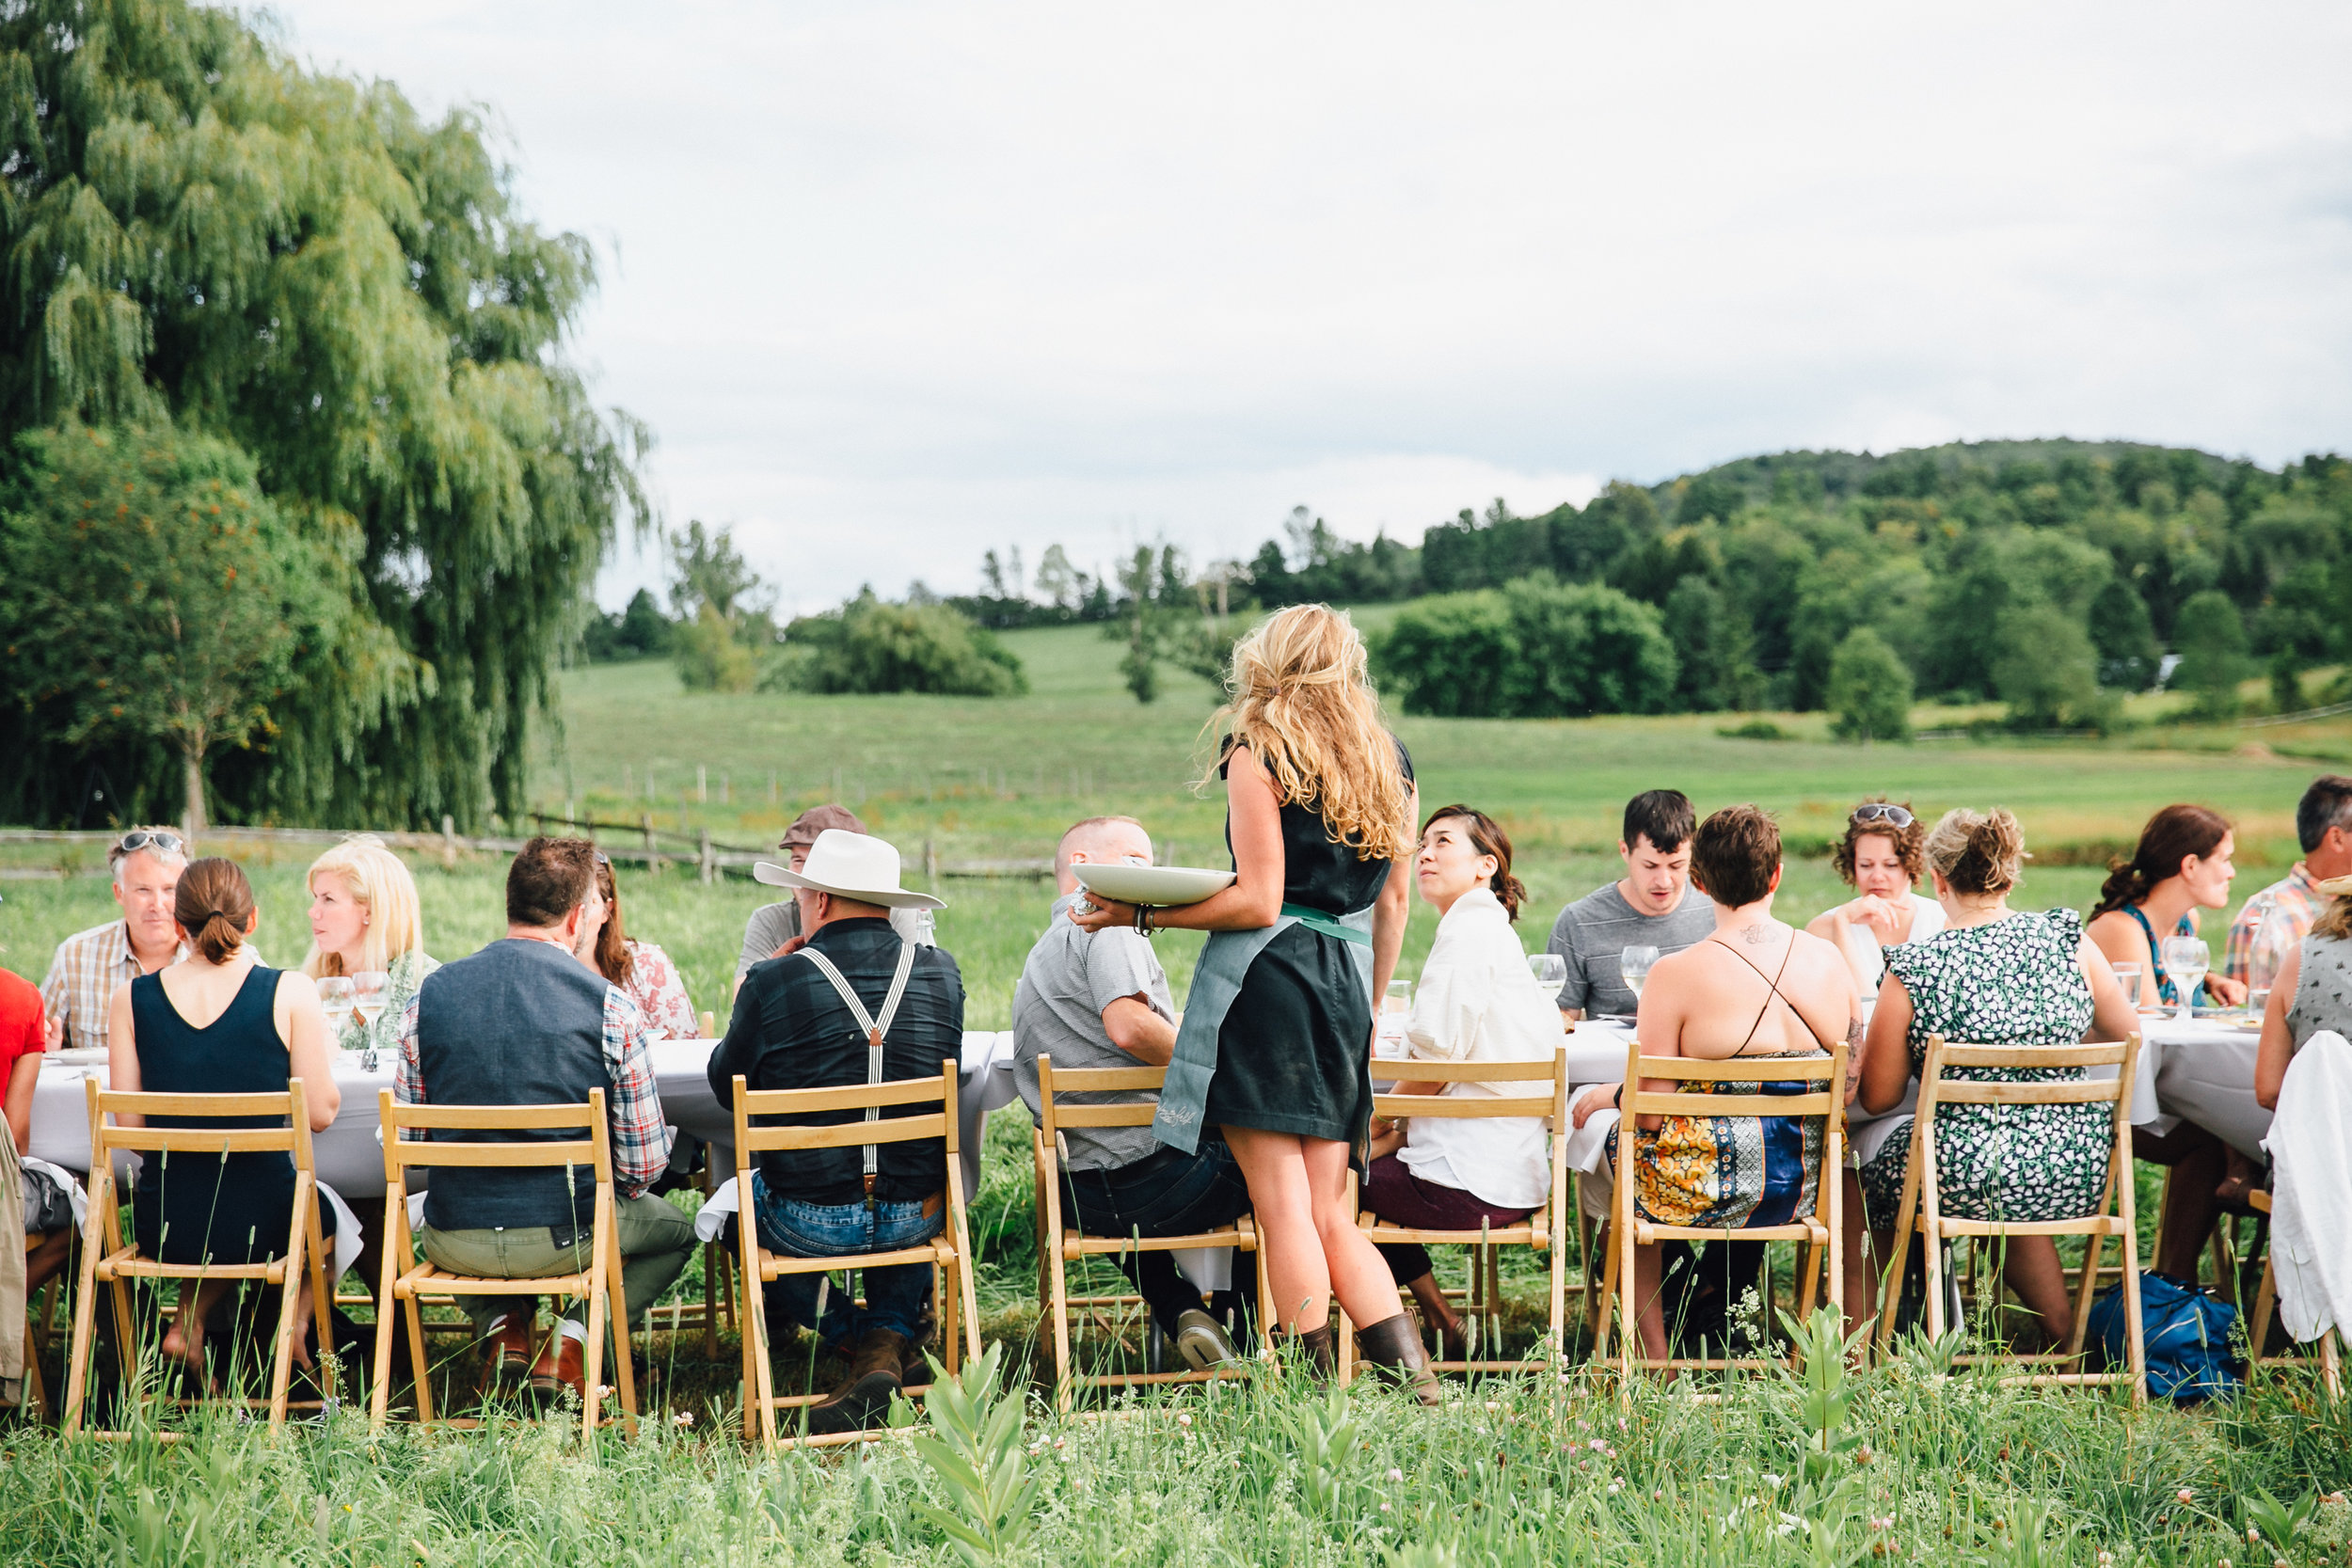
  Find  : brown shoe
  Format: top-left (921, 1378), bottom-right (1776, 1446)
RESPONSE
top-left (1356, 1313), bottom-right (1441, 1406)
top-left (479, 1314), bottom-right (537, 1396)
top-left (808, 1328), bottom-right (906, 1435)
top-left (1278, 1322), bottom-right (1336, 1380)
top-left (527, 1336), bottom-right (586, 1405)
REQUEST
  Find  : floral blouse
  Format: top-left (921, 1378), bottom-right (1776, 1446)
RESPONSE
top-left (623, 940), bottom-right (701, 1039)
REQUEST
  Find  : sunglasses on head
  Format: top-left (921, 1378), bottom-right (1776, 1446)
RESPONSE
top-left (114, 830), bottom-right (185, 857)
top-left (1851, 803), bottom-right (1914, 829)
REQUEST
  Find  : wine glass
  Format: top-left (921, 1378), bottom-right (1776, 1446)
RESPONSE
top-left (317, 976), bottom-right (355, 1047)
top-left (2159, 936), bottom-right (2208, 1024)
top-left (1619, 945), bottom-right (1661, 1009)
top-left (1528, 953), bottom-right (1567, 1007)
top-left (351, 971), bottom-right (390, 1068)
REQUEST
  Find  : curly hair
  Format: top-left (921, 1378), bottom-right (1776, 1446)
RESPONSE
top-left (1201, 604), bottom-right (1412, 863)
top-left (1832, 798), bottom-right (1925, 885)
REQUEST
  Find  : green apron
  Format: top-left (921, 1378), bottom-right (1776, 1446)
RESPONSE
top-left (1152, 903), bottom-right (1375, 1155)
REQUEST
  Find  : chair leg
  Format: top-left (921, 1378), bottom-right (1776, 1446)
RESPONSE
top-left (402, 1290), bottom-right (435, 1427)
top-left (2323, 1331), bottom-right (2343, 1402)
top-left (607, 1227), bottom-right (639, 1439)
top-left (581, 1264), bottom-right (609, 1448)
top-left (267, 1259), bottom-right (306, 1433)
top-left (1050, 1239), bottom-right (1076, 1415)
top-left (2250, 1254), bottom-right (2280, 1366)
top-left (61, 1215), bottom-right (103, 1435)
top-left (2063, 1228), bottom-right (2104, 1363)
top-left (1591, 1221), bottom-right (1615, 1364)
top-left (1547, 1213), bottom-right (1568, 1364)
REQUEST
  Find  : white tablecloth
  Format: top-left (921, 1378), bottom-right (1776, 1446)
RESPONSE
top-left (30, 1032), bottom-right (1024, 1204)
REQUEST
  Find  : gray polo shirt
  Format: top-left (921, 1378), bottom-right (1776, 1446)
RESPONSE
top-left (1011, 893), bottom-right (1175, 1171)
top-left (1544, 880), bottom-right (1714, 1017)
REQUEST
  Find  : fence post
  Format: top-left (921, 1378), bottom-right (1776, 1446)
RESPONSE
top-left (699, 827), bottom-right (715, 885)
top-left (924, 837), bottom-right (939, 890)
top-left (440, 815), bottom-right (457, 871)
top-left (641, 814), bottom-right (655, 852)
top-left (697, 765), bottom-right (707, 804)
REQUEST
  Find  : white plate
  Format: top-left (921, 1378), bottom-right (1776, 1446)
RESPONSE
top-left (49, 1047), bottom-right (107, 1066)
top-left (1073, 864), bottom-right (1235, 907)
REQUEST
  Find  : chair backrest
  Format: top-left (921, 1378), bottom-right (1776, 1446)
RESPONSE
top-left (1620, 1041), bottom-right (1848, 1120)
top-left (1915, 1037), bottom-right (2136, 1111)
top-left (377, 1088), bottom-right (613, 1185)
top-left (1370, 1049), bottom-right (1569, 1126)
top-left (1036, 1054), bottom-right (1166, 1137)
top-left (729, 1062), bottom-right (960, 1159)
top-left (88, 1077), bottom-right (314, 1170)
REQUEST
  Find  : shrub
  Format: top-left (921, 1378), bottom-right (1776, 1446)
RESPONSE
top-left (1825, 627), bottom-right (1914, 743)
top-left (2171, 589), bottom-right (2251, 720)
top-left (1992, 605), bottom-right (2101, 731)
top-left (781, 591), bottom-right (1028, 697)
top-left (673, 604), bottom-right (759, 693)
top-left (1372, 575), bottom-right (1677, 719)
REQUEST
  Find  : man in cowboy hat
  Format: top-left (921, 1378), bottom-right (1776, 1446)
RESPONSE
top-left (732, 804), bottom-right (930, 1001)
top-left (709, 829), bottom-right (963, 1435)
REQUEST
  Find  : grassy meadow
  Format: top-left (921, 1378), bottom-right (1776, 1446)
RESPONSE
top-left (5, 621), bottom-right (2350, 1565)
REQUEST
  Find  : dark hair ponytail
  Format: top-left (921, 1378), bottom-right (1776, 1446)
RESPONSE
top-left (173, 857), bottom-right (256, 964)
top-left (2090, 804), bottom-right (2232, 918)
top-left (1419, 803), bottom-right (1527, 920)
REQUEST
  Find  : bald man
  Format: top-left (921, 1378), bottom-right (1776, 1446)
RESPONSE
top-left (1011, 816), bottom-right (1251, 1370)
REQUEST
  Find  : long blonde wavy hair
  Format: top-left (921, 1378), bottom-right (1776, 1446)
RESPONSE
top-left (1202, 604), bottom-right (1412, 863)
top-left (301, 834), bottom-right (425, 978)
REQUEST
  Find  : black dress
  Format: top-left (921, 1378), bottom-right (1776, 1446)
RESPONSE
top-left (1200, 738), bottom-right (1412, 1151)
top-left (129, 966), bottom-right (336, 1267)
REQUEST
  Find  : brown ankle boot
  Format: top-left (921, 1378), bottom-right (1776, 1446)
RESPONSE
top-left (1355, 1313), bottom-right (1441, 1406)
top-left (1279, 1322), bottom-right (1337, 1380)
top-left (808, 1328), bottom-right (906, 1435)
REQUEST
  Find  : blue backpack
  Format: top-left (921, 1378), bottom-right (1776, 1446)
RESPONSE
top-left (2088, 1271), bottom-right (2242, 1402)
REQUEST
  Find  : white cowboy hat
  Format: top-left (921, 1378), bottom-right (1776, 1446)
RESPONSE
top-left (752, 829), bottom-right (945, 911)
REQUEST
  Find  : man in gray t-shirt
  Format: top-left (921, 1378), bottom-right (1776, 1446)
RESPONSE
top-left (1010, 816), bottom-right (1251, 1369)
top-left (1546, 788), bottom-right (1714, 1019)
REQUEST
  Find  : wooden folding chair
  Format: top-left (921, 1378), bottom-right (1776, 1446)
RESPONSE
top-left (62, 1077), bottom-right (335, 1436)
top-left (1871, 1035), bottom-right (2145, 1402)
top-left (1356, 1048), bottom-right (1571, 1374)
top-left (1594, 1037), bottom-right (1846, 1386)
top-left (1034, 1054), bottom-right (1262, 1411)
top-left (369, 1089), bottom-right (638, 1441)
top-left (732, 1062), bottom-right (982, 1449)
top-left (2245, 1188), bottom-right (2344, 1399)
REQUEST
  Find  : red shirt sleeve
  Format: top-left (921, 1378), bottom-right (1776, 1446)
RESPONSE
top-left (0, 970), bottom-right (46, 1074)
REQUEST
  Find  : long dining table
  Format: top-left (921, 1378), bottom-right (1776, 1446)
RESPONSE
top-left (28, 1032), bottom-right (1024, 1205)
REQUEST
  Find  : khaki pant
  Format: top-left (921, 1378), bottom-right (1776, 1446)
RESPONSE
top-left (421, 1193), bottom-right (695, 1343)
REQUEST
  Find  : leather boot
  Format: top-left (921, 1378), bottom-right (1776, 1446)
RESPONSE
top-left (1355, 1313), bottom-right (1441, 1406)
top-left (808, 1327), bottom-right (906, 1435)
top-left (1279, 1321), bottom-right (1337, 1380)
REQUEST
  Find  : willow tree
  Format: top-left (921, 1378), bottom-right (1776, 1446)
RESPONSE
top-left (0, 0), bottom-right (646, 829)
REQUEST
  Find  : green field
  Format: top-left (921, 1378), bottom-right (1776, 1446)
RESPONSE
top-left (6, 626), bottom-right (2349, 1566)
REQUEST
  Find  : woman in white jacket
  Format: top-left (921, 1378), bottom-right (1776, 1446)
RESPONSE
top-left (1365, 805), bottom-right (1561, 1354)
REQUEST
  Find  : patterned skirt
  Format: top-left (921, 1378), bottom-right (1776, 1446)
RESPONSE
top-left (1608, 1057), bottom-right (1827, 1229)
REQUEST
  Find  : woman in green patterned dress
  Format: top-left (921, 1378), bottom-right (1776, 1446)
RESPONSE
top-left (1851, 809), bottom-right (2141, 1344)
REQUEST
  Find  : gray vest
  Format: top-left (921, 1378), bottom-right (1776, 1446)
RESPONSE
top-left (415, 938), bottom-right (614, 1237)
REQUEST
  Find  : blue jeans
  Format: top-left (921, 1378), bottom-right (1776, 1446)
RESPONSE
top-left (752, 1173), bottom-right (940, 1345)
top-left (1061, 1142), bottom-right (1252, 1337)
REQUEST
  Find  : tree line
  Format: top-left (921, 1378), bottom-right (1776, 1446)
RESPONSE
top-left (0, 0), bottom-right (643, 832)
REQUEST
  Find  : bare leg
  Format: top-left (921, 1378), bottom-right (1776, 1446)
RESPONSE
top-left (2215, 1148), bottom-right (2260, 1209)
top-left (25, 1228), bottom-right (72, 1296)
top-left (1224, 1127), bottom-right (1330, 1334)
top-left (1299, 1137), bottom-right (1408, 1328)
top-left (2134, 1124), bottom-right (2225, 1280)
top-left (1403, 1272), bottom-right (1464, 1349)
top-left (1998, 1237), bottom-right (2075, 1348)
top-left (160, 1277), bottom-right (235, 1372)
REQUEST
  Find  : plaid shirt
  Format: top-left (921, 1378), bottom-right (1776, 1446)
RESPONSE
top-left (2222, 863), bottom-right (2328, 993)
top-left (38, 921), bottom-right (183, 1053)
top-left (393, 970), bottom-right (673, 1198)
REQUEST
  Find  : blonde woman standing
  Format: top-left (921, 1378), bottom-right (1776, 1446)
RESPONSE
top-left (1073, 605), bottom-right (1431, 1401)
top-left (303, 835), bottom-right (437, 1056)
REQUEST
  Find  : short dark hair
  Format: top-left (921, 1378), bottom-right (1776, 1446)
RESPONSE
top-left (508, 837), bottom-right (597, 928)
top-left (1623, 789), bottom-right (1695, 855)
top-left (1690, 805), bottom-right (1780, 909)
top-left (2296, 775), bottom-right (2352, 854)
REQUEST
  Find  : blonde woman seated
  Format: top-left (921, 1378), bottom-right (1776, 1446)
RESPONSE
top-left (576, 853), bottom-right (700, 1039)
top-left (303, 834), bottom-right (437, 1056)
top-left (1805, 800), bottom-right (1944, 998)
top-left (1570, 806), bottom-right (1859, 1364)
top-left (1849, 810), bottom-right (2140, 1344)
top-left (1366, 806), bottom-right (1560, 1354)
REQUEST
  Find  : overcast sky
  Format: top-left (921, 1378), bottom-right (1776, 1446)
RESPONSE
top-left (260, 3), bottom-right (2352, 612)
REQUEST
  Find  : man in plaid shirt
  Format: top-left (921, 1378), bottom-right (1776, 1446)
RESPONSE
top-left (393, 837), bottom-right (691, 1402)
top-left (2223, 776), bottom-right (2352, 994)
top-left (39, 828), bottom-right (189, 1052)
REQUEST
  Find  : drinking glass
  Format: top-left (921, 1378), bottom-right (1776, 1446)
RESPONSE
top-left (1528, 953), bottom-right (1567, 1006)
top-left (2159, 936), bottom-right (2208, 1024)
top-left (350, 972), bottom-right (390, 1069)
top-left (317, 976), bottom-right (355, 1046)
top-left (1375, 979), bottom-right (1412, 1058)
top-left (1619, 945), bottom-right (1661, 1008)
top-left (2109, 961), bottom-right (2143, 1010)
